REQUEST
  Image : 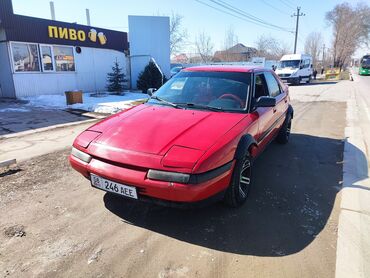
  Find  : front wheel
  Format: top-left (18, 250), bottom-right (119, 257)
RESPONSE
top-left (224, 154), bottom-right (252, 207)
top-left (276, 113), bottom-right (292, 144)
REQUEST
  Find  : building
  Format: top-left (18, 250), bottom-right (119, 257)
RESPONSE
top-left (0, 0), bottom-right (170, 98)
top-left (214, 43), bottom-right (257, 62)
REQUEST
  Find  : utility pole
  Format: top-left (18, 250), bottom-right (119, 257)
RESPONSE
top-left (292, 7), bottom-right (305, 54)
top-left (86, 9), bottom-right (91, 26)
top-left (322, 44), bottom-right (326, 67)
top-left (49, 1), bottom-right (56, 20)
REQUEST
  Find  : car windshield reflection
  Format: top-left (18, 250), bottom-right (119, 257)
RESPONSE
top-left (147, 71), bottom-right (251, 112)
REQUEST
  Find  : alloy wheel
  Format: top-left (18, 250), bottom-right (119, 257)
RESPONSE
top-left (239, 159), bottom-right (251, 198)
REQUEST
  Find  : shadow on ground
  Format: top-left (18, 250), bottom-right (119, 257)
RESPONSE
top-left (301, 81), bottom-right (338, 86)
top-left (104, 133), bottom-right (350, 256)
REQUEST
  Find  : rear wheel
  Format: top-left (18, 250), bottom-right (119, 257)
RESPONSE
top-left (276, 113), bottom-right (292, 144)
top-left (224, 153), bottom-right (252, 207)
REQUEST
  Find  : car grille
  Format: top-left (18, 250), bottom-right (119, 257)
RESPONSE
top-left (278, 74), bottom-right (291, 78)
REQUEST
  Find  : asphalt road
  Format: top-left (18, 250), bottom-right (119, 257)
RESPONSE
top-left (0, 82), bottom-right (347, 278)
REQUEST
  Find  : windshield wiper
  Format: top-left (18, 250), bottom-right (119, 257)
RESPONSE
top-left (150, 95), bottom-right (180, 108)
top-left (177, 102), bottom-right (224, 111)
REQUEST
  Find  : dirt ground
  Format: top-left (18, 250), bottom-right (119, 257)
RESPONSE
top-left (0, 96), bottom-right (346, 277)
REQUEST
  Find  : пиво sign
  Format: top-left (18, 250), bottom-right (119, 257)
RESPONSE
top-left (48, 26), bottom-right (107, 45)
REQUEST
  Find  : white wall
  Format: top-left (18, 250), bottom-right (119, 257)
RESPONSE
top-left (13, 47), bottom-right (126, 98)
top-left (128, 16), bottom-right (170, 89)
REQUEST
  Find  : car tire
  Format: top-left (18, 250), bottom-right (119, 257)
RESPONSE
top-left (276, 113), bottom-right (292, 144)
top-left (306, 75), bottom-right (311, 84)
top-left (224, 153), bottom-right (252, 208)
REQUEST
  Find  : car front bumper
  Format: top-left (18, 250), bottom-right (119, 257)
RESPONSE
top-left (69, 154), bottom-right (235, 204)
top-left (279, 76), bottom-right (299, 84)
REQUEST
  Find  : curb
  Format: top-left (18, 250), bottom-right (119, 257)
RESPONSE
top-left (0, 118), bottom-right (99, 140)
top-left (335, 75), bottom-right (370, 278)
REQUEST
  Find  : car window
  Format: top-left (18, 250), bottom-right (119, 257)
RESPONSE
top-left (264, 72), bottom-right (281, 97)
top-left (303, 59), bottom-right (310, 68)
top-left (254, 74), bottom-right (269, 99)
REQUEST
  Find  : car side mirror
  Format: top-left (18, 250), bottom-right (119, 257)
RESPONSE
top-left (147, 88), bottom-right (157, 96)
top-left (254, 96), bottom-right (276, 108)
top-left (299, 65), bottom-right (303, 69)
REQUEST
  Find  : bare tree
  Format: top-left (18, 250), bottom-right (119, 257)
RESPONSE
top-left (326, 2), bottom-right (370, 69)
top-left (224, 26), bottom-right (239, 50)
top-left (195, 32), bottom-right (214, 63)
top-left (170, 12), bottom-right (188, 56)
top-left (255, 35), bottom-right (290, 60)
top-left (304, 32), bottom-right (323, 67)
top-left (219, 26), bottom-right (239, 61)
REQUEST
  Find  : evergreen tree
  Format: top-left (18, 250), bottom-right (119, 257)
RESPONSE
top-left (137, 61), bottom-right (164, 93)
top-left (106, 59), bottom-right (125, 94)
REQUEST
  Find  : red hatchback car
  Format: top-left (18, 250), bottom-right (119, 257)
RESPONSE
top-left (70, 66), bottom-right (293, 207)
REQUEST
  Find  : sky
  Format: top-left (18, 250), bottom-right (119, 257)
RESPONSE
top-left (11, 0), bottom-right (370, 56)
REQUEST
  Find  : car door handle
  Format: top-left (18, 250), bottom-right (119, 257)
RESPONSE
top-left (284, 99), bottom-right (288, 103)
top-left (273, 108), bottom-right (277, 113)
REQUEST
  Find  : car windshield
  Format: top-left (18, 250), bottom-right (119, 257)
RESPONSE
top-left (147, 71), bottom-right (251, 112)
top-left (361, 58), bottom-right (370, 68)
top-left (278, 60), bottom-right (301, 69)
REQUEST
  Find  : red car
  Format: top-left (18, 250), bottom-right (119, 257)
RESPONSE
top-left (70, 66), bottom-right (293, 207)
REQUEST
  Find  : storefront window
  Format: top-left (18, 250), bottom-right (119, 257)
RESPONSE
top-left (11, 42), bottom-right (40, 72)
top-left (53, 46), bottom-right (75, 71)
top-left (40, 45), bottom-right (54, 71)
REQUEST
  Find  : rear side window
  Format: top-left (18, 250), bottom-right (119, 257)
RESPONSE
top-left (264, 72), bottom-right (281, 97)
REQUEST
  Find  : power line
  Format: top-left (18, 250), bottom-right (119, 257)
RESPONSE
top-left (284, 0), bottom-right (297, 7)
top-left (260, 0), bottom-right (290, 16)
top-left (194, 0), bottom-right (293, 33)
top-left (194, 0), bottom-right (279, 29)
top-left (210, 0), bottom-right (292, 31)
top-left (207, 0), bottom-right (293, 32)
top-left (279, 0), bottom-right (295, 10)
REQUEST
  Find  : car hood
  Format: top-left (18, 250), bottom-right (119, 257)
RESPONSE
top-left (93, 104), bottom-right (246, 155)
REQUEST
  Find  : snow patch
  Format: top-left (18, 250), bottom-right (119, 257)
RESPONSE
top-left (23, 92), bottom-right (148, 114)
top-left (0, 108), bottom-right (31, 112)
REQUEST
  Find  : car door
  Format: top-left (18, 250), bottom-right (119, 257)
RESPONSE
top-left (264, 71), bottom-right (288, 136)
top-left (252, 73), bottom-right (276, 146)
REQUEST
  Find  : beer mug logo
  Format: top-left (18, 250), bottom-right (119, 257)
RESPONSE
top-left (98, 32), bottom-right (107, 45)
top-left (88, 29), bottom-right (97, 42)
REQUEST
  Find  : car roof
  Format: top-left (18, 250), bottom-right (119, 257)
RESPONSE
top-left (183, 65), bottom-right (269, 73)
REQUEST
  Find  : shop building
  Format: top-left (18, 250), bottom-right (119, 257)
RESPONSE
top-left (0, 0), bottom-right (131, 98)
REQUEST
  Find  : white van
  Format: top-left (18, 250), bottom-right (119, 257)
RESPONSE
top-left (275, 54), bottom-right (313, 85)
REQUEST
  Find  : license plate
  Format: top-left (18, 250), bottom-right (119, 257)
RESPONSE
top-left (90, 174), bottom-right (138, 199)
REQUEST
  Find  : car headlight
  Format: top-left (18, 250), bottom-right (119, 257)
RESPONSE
top-left (71, 147), bottom-right (92, 163)
top-left (290, 71), bottom-right (297, 77)
top-left (147, 169), bottom-right (190, 183)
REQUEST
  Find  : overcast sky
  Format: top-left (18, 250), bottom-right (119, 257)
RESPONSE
top-left (12, 0), bottom-right (370, 56)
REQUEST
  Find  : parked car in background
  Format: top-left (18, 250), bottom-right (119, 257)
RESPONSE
top-left (275, 54), bottom-right (313, 85)
top-left (70, 66), bottom-right (293, 208)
